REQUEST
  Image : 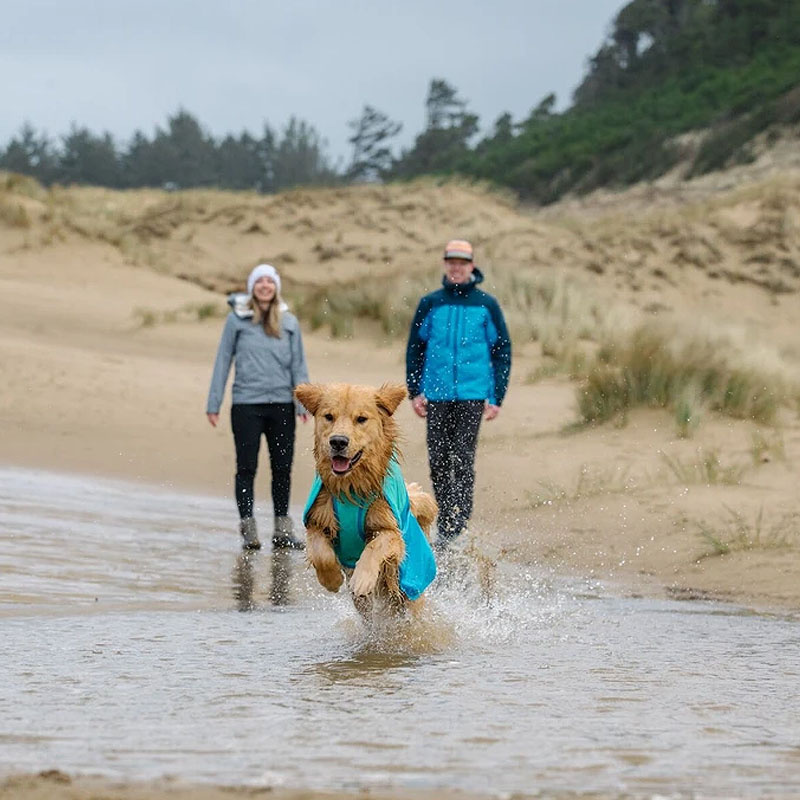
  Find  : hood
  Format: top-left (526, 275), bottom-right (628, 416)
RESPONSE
top-left (442, 266), bottom-right (484, 294)
top-left (228, 293), bottom-right (289, 318)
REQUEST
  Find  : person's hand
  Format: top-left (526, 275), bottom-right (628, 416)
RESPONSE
top-left (207, 412), bottom-right (219, 427)
top-left (299, 413), bottom-right (310, 424)
top-left (484, 403), bottom-right (500, 421)
top-left (411, 395), bottom-right (428, 418)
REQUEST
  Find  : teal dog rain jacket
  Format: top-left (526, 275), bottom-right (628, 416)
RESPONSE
top-left (302, 456), bottom-right (437, 600)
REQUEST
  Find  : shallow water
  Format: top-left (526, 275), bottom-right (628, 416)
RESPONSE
top-left (1, 467), bottom-right (799, 798)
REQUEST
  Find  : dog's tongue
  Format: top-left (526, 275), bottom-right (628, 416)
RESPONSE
top-left (331, 455), bottom-right (350, 473)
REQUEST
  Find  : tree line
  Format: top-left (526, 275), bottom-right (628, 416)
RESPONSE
top-left (0, 112), bottom-right (336, 192)
top-left (3, 0), bottom-right (799, 202)
top-left (0, 79), bottom-right (476, 194)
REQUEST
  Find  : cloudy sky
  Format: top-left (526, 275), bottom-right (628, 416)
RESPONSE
top-left (1, 0), bottom-right (626, 165)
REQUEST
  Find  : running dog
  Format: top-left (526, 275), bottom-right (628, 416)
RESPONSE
top-left (294, 382), bottom-right (437, 616)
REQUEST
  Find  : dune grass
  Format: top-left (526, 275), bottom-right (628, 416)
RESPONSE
top-left (576, 322), bottom-right (793, 427)
top-left (0, 172), bottom-right (45, 228)
top-left (133, 301), bottom-right (225, 327)
top-left (0, 197), bottom-right (31, 228)
top-left (697, 506), bottom-right (800, 558)
top-left (293, 272), bottom-right (434, 339)
top-left (526, 448), bottom-right (750, 512)
top-left (659, 449), bottom-right (746, 486)
top-left (525, 464), bottom-right (635, 509)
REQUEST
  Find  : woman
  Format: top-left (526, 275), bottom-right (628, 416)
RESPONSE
top-left (206, 263), bottom-right (309, 550)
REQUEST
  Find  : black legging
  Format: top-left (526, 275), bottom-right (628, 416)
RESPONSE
top-left (231, 403), bottom-right (296, 519)
top-left (426, 400), bottom-right (484, 539)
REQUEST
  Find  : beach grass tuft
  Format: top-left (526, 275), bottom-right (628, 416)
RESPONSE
top-left (697, 505), bottom-right (800, 558)
top-left (576, 322), bottom-right (791, 426)
top-left (659, 449), bottom-right (746, 486)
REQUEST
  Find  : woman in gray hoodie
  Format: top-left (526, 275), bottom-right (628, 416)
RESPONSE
top-left (206, 264), bottom-right (309, 550)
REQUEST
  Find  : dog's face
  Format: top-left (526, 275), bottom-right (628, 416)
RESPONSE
top-left (295, 382), bottom-right (406, 487)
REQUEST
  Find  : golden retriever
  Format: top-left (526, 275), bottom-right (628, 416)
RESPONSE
top-left (294, 382), bottom-right (437, 617)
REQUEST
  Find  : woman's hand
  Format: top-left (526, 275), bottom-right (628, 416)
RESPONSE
top-left (299, 413), bottom-right (310, 424)
top-left (207, 412), bottom-right (219, 427)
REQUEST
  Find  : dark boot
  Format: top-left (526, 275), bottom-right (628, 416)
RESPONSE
top-left (272, 515), bottom-right (304, 550)
top-left (239, 516), bottom-right (261, 550)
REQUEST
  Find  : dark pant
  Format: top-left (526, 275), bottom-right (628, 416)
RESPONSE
top-left (426, 400), bottom-right (484, 540)
top-left (231, 403), bottom-right (296, 520)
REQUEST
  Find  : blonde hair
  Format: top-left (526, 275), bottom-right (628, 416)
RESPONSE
top-left (251, 293), bottom-right (283, 338)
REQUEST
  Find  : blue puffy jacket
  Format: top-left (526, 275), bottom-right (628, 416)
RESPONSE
top-left (405, 268), bottom-right (512, 405)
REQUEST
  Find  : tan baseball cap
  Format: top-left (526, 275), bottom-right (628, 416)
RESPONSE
top-left (443, 239), bottom-right (473, 261)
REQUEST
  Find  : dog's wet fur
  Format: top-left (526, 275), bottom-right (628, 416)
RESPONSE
top-left (294, 382), bottom-right (437, 617)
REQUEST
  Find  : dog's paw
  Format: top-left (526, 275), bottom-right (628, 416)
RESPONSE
top-left (315, 562), bottom-right (344, 593)
top-left (349, 561), bottom-right (379, 597)
top-left (406, 481), bottom-right (423, 493)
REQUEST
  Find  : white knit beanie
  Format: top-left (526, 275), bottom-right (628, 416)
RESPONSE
top-left (247, 263), bottom-right (281, 296)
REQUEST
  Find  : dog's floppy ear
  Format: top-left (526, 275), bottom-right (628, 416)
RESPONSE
top-left (294, 383), bottom-right (324, 416)
top-left (375, 383), bottom-right (407, 416)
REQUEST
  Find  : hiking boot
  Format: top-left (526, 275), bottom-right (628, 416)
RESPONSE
top-left (272, 515), bottom-right (304, 550)
top-left (239, 517), bottom-right (261, 550)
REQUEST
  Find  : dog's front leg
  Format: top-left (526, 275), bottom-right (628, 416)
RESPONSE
top-left (307, 527), bottom-right (344, 592)
top-left (350, 527), bottom-right (405, 598)
top-left (304, 493), bottom-right (343, 592)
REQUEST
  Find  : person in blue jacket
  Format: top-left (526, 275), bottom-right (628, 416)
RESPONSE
top-left (405, 239), bottom-right (512, 549)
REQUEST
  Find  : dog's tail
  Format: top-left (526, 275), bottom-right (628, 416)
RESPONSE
top-left (407, 482), bottom-right (437, 537)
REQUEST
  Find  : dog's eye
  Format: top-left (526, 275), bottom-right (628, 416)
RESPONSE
top-left (323, 413), bottom-right (334, 422)
top-left (355, 416), bottom-right (368, 424)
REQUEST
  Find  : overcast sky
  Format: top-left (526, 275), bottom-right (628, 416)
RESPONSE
top-left (1, 0), bottom-right (627, 165)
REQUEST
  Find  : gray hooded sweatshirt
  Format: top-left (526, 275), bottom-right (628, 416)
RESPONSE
top-left (206, 294), bottom-right (309, 414)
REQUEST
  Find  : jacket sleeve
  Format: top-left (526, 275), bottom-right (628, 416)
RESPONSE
top-left (206, 314), bottom-right (237, 414)
top-left (405, 297), bottom-right (430, 398)
top-left (487, 299), bottom-right (512, 406)
top-left (289, 317), bottom-right (311, 415)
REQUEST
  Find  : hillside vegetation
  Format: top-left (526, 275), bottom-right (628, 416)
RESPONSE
top-left (452, 0), bottom-right (800, 201)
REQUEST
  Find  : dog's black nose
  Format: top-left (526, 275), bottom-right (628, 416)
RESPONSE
top-left (329, 435), bottom-right (349, 452)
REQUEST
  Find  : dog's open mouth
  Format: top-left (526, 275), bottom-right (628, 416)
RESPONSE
top-left (330, 450), bottom-right (363, 475)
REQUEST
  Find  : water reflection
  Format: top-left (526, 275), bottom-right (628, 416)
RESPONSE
top-left (232, 552), bottom-right (256, 611)
top-left (270, 549), bottom-right (292, 606)
top-left (231, 549), bottom-right (294, 611)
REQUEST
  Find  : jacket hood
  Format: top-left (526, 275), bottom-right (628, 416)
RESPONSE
top-left (442, 265), bottom-right (484, 293)
top-left (228, 292), bottom-right (289, 318)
